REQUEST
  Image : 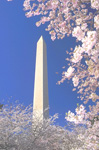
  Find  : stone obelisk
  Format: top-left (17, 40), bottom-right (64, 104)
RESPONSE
top-left (33, 36), bottom-right (49, 120)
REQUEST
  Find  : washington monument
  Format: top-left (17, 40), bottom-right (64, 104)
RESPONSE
top-left (33, 36), bottom-right (49, 120)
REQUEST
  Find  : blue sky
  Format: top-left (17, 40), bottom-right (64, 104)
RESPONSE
top-left (0, 0), bottom-right (86, 126)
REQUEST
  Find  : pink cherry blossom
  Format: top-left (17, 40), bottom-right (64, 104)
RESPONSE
top-left (25, 11), bottom-right (33, 18)
top-left (72, 46), bottom-right (84, 63)
top-left (65, 66), bottom-right (75, 78)
top-left (72, 26), bottom-right (85, 41)
top-left (72, 75), bottom-right (79, 87)
top-left (94, 15), bottom-right (99, 29)
top-left (82, 31), bottom-right (97, 55)
top-left (91, 0), bottom-right (99, 10)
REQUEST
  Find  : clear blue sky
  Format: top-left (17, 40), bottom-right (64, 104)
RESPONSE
top-left (0, 0), bottom-right (87, 126)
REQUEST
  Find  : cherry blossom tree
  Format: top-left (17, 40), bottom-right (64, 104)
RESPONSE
top-left (0, 102), bottom-right (86, 150)
top-left (65, 102), bottom-right (99, 149)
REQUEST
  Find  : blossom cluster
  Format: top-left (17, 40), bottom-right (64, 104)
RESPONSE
top-left (0, 103), bottom-right (87, 150)
top-left (65, 102), bottom-right (99, 149)
top-left (64, 29), bottom-right (99, 103)
top-left (23, 0), bottom-right (89, 40)
top-left (61, 7), bottom-right (99, 103)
